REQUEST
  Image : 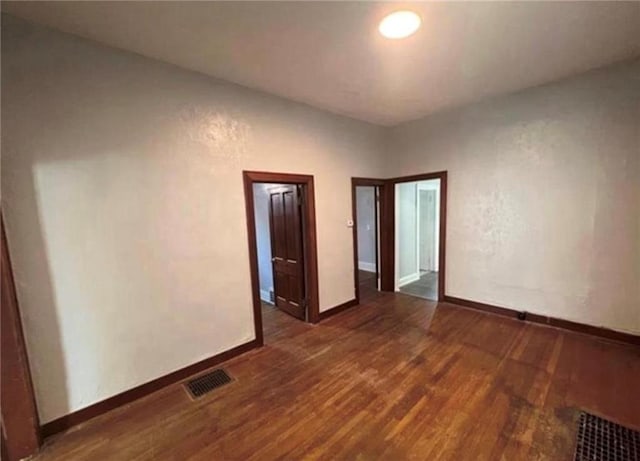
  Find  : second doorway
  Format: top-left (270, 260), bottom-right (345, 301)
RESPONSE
top-left (352, 178), bottom-right (388, 303)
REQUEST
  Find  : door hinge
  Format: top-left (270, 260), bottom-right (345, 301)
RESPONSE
top-left (297, 187), bottom-right (304, 207)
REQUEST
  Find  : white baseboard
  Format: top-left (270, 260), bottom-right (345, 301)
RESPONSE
top-left (358, 261), bottom-right (376, 273)
top-left (260, 289), bottom-right (273, 304)
top-left (398, 273), bottom-right (420, 288)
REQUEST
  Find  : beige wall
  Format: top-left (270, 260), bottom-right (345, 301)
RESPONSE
top-left (1, 15), bottom-right (385, 423)
top-left (387, 59), bottom-right (640, 335)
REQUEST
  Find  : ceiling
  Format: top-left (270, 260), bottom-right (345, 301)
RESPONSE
top-left (4, 1), bottom-right (640, 126)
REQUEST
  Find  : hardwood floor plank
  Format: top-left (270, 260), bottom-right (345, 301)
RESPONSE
top-left (33, 293), bottom-right (639, 460)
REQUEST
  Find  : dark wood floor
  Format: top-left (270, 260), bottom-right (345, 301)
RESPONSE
top-left (358, 269), bottom-right (378, 303)
top-left (34, 292), bottom-right (639, 460)
top-left (400, 271), bottom-right (438, 301)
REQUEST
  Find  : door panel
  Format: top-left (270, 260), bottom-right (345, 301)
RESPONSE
top-left (269, 185), bottom-right (306, 320)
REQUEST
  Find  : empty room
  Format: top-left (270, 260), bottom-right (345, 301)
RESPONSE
top-left (1, 2), bottom-right (639, 460)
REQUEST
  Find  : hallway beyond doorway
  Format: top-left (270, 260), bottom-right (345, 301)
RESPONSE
top-left (399, 271), bottom-right (438, 301)
top-left (394, 175), bottom-right (443, 301)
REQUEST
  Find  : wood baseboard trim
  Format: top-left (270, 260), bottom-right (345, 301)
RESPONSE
top-left (318, 299), bottom-right (359, 321)
top-left (443, 296), bottom-right (514, 318)
top-left (41, 339), bottom-right (260, 438)
top-left (443, 296), bottom-right (640, 346)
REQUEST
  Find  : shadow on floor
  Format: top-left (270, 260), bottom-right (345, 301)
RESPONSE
top-left (399, 271), bottom-right (438, 301)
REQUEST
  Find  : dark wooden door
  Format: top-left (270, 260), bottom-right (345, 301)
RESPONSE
top-left (268, 185), bottom-right (306, 320)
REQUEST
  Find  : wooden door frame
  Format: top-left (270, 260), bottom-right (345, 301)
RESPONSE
top-left (351, 178), bottom-right (393, 303)
top-left (386, 171), bottom-right (447, 301)
top-left (1, 214), bottom-right (41, 460)
top-left (243, 171), bottom-right (320, 345)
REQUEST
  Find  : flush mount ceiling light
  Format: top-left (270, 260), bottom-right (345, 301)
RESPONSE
top-left (379, 10), bottom-right (422, 39)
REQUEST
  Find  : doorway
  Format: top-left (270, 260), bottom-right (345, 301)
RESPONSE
top-left (243, 171), bottom-right (319, 346)
top-left (355, 185), bottom-right (379, 301)
top-left (391, 172), bottom-right (447, 301)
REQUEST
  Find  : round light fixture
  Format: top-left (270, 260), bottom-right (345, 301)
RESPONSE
top-left (378, 10), bottom-right (422, 39)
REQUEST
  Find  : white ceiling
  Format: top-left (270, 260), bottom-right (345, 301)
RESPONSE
top-left (4, 1), bottom-right (640, 126)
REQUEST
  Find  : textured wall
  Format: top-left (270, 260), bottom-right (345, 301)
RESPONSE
top-left (1, 15), bottom-right (385, 423)
top-left (388, 59), bottom-right (640, 334)
top-left (396, 182), bottom-right (418, 285)
top-left (2, 12), bottom-right (638, 428)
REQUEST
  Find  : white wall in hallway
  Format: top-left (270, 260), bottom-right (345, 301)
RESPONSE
top-left (418, 180), bottom-right (440, 272)
top-left (396, 179), bottom-right (441, 288)
top-left (419, 190), bottom-right (436, 271)
top-left (356, 186), bottom-right (376, 272)
top-left (2, 11), bottom-right (638, 430)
